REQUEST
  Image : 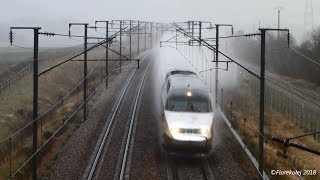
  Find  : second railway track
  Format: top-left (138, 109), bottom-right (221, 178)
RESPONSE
top-left (83, 52), bottom-right (152, 180)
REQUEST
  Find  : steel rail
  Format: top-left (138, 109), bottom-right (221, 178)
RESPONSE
top-left (266, 73), bottom-right (320, 101)
top-left (86, 66), bottom-right (136, 180)
top-left (86, 52), bottom-right (150, 180)
top-left (201, 157), bottom-right (214, 180)
top-left (167, 157), bottom-right (214, 180)
top-left (265, 74), bottom-right (320, 108)
top-left (239, 60), bottom-right (320, 104)
top-left (118, 57), bottom-right (153, 180)
top-left (167, 158), bottom-right (178, 180)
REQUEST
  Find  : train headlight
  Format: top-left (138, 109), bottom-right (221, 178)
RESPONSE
top-left (200, 127), bottom-right (209, 136)
top-left (170, 127), bottom-right (181, 135)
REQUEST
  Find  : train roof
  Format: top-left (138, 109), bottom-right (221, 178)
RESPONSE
top-left (165, 70), bottom-right (197, 81)
top-left (166, 70), bottom-right (210, 99)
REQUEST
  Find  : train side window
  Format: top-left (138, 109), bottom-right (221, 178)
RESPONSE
top-left (166, 81), bottom-right (171, 92)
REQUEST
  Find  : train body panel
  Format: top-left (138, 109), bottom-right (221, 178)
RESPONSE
top-left (161, 70), bottom-right (214, 153)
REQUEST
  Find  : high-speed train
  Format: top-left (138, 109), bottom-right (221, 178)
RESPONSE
top-left (161, 70), bottom-right (214, 153)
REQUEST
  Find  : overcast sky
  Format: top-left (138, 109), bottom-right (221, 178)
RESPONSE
top-left (1, 0), bottom-right (319, 46)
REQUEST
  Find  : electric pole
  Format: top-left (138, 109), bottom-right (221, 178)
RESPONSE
top-left (274, 6), bottom-right (284, 37)
top-left (259, 29), bottom-right (266, 180)
top-left (10, 26), bottom-right (41, 180)
top-left (150, 22), bottom-right (153, 48)
top-left (120, 20), bottom-right (122, 72)
top-left (130, 20), bottom-right (132, 61)
top-left (69, 23), bottom-right (89, 121)
top-left (144, 21), bottom-right (147, 51)
top-left (305, 0), bottom-right (314, 31)
top-left (259, 28), bottom-right (289, 180)
top-left (32, 28), bottom-right (40, 180)
top-left (214, 24), bottom-right (233, 108)
top-left (215, 25), bottom-right (219, 108)
top-left (95, 21), bottom-right (109, 88)
top-left (137, 21), bottom-right (140, 54)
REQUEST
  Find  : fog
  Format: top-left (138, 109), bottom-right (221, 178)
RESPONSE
top-left (1, 0), bottom-right (320, 47)
top-left (154, 32), bottom-right (240, 106)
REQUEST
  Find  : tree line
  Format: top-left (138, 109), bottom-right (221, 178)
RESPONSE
top-left (230, 27), bottom-right (320, 85)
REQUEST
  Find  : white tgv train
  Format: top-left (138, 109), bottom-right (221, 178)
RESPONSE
top-left (161, 70), bottom-right (214, 153)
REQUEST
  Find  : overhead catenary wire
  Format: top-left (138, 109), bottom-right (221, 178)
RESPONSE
top-left (11, 44), bottom-right (34, 50)
top-left (171, 23), bottom-right (317, 175)
top-left (0, 56), bottom-right (105, 144)
top-left (9, 49), bottom-right (151, 178)
top-left (265, 74), bottom-right (320, 105)
top-left (289, 47), bottom-right (320, 67)
top-left (177, 38), bottom-right (301, 178)
top-left (169, 22), bottom-right (317, 180)
top-left (172, 23), bottom-right (261, 79)
top-left (39, 32), bottom-right (106, 40)
top-left (38, 24), bottom-right (141, 76)
top-left (208, 34), bottom-right (320, 107)
top-left (0, 22), bottom-right (147, 144)
top-left (3, 21), bottom-right (154, 180)
top-left (217, 82), bottom-right (302, 180)
top-left (38, 32), bottom-right (118, 76)
top-left (10, 60), bottom-right (121, 177)
top-left (170, 23), bottom-right (320, 109)
top-left (203, 33), bottom-right (261, 40)
top-left (234, 59), bottom-right (320, 107)
top-left (0, 65), bottom-right (32, 87)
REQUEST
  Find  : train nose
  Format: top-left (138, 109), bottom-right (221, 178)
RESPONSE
top-left (164, 127), bottom-right (212, 152)
top-left (163, 111), bottom-right (214, 153)
top-left (163, 132), bottom-right (211, 153)
top-left (170, 128), bottom-right (210, 140)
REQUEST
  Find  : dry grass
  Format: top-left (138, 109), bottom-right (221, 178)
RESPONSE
top-left (0, 47), bottom-right (106, 179)
top-left (221, 72), bottom-right (320, 179)
top-left (232, 108), bottom-right (320, 180)
top-left (37, 123), bottom-right (78, 178)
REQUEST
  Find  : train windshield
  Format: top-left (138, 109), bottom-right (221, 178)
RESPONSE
top-left (166, 96), bottom-right (211, 112)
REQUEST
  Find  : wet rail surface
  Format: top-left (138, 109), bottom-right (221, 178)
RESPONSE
top-left (83, 52), bottom-right (152, 180)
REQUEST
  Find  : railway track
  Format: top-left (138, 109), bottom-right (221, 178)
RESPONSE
top-left (82, 51), bottom-right (152, 180)
top-left (238, 61), bottom-right (320, 106)
top-left (167, 155), bottom-right (214, 180)
top-left (266, 73), bottom-right (320, 108)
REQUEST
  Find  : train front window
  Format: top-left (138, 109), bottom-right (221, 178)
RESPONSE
top-left (166, 97), bottom-right (211, 112)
